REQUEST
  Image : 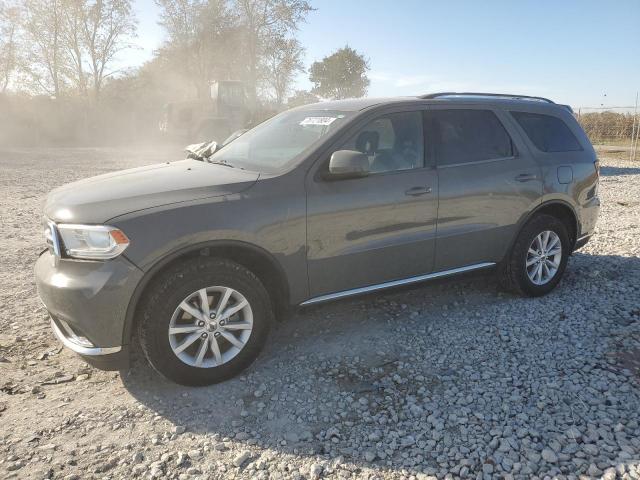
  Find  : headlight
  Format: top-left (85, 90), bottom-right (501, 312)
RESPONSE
top-left (56, 224), bottom-right (130, 260)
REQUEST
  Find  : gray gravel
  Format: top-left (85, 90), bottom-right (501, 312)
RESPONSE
top-left (0, 147), bottom-right (639, 479)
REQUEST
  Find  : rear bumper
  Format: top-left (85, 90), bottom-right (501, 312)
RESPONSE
top-left (576, 196), bottom-right (600, 240)
top-left (576, 196), bottom-right (600, 251)
top-left (573, 233), bottom-right (592, 251)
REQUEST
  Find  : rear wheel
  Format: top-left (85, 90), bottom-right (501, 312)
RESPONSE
top-left (137, 258), bottom-right (272, 386)
top-left (499, 214), bottom-right (570, 296)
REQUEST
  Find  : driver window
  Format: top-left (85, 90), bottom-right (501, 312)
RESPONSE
top-left (339, 111), bottom-right (424, 174)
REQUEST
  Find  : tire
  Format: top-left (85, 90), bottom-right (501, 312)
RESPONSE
top-left (137, 257), bottom-right (272, 386)
top-left (499, 214), bottom-right (570, 297)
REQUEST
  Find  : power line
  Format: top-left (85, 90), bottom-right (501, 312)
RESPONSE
top-left (576, 106), bottom-right (637, 110)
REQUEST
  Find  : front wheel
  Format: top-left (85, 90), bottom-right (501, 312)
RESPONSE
top-left (499, 214), bottom-right (570, 297)
top-left (137, 258), bottom-right (272, 386)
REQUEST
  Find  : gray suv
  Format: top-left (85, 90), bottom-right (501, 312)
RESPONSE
top-left (35, 93), bottom-right (600, 386)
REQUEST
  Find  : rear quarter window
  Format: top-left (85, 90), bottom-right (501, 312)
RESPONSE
top-left (511, 111), bottom-right (582, 152)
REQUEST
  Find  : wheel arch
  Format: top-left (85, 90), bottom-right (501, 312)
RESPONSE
top-left (504, 200), bottom-right (579, 263)
top-left (533, 201), bottom-right (578, 247)
top-left (122, 240), bottom-right (290, 346)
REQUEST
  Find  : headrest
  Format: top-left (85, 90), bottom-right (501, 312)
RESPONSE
top-left (355, 131), bottom-right (379, 155)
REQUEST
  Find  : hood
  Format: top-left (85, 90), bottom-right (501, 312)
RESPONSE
top-left (45, 159), bottom-right (259, 223)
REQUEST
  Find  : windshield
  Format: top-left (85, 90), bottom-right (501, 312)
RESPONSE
top-left (209, 109), bottom-right (353, 173)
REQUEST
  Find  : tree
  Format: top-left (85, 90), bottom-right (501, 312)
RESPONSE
top-left (23, 0), bottom-right (69, 96)
top-left (21, 0), bottom-right (136, 99)
top-left (262, 35), bottom-right (303, 106)
top-left (154, 0), bottom-right (312, 104)
top-left (234, 0), bottom-right (313, 103)
top-left (0, 1), bottom-right (20, 92)
top-left (286, 88), bottom-right (317, 107)
top-left (81, 0), bottom-right (137, 101)
top-left (61, 0), bottom-right (88, 96)
top-left (155, 0), bottom-right (238, 99)
top-left (309, 46), bottom-right (369, 100)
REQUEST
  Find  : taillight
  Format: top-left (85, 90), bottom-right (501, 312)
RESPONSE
top-left (591, 159), bottom-right (600, 199)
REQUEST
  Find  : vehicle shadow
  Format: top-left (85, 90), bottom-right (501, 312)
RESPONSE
top-left (120, 253), bottom-right (640, 476)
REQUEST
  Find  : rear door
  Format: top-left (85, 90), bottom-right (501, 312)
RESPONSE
top-left (427, 106), bottom-right (542, 270)
top-left (305, 109), bottom-right (438, 297)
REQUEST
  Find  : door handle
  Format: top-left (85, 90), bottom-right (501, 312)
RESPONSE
top-left (405, 186), bottom-right (432, 196)
top-left (515, 173), bottom-right (537, 182)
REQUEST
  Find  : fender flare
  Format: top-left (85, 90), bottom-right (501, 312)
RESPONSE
top-left (121, 240), bottom-right (289, 346)
top-left (501, 199), bottom-right (579, 264)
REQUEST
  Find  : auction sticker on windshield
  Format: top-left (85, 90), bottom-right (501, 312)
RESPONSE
top-left (299, 117), bottom-right (338, 126)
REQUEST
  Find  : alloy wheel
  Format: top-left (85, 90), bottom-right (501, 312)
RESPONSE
top-left (168, 286), bottom-right (253, 368)
top-left (526, 230), bottom-right (562, 285)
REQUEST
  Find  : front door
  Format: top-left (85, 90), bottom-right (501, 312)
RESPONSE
top-left (305, 110), bottom-right (438, 297)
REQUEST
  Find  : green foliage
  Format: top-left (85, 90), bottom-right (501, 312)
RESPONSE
top-left (308, 46), bottom-right (370, 100)
top-left (286, 89), bottom-right (318, 107)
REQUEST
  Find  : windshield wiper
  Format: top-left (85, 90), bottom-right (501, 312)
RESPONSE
top-left (206, 159), bottom-right (235, 168)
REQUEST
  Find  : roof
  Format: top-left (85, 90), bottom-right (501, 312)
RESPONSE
top-left (296, 93), bottom-right (572, 113)
top-left (296, 97), bottom-right (415, 112)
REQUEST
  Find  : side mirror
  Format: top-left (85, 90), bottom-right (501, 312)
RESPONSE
top-left (328, 150), bottom-right (370, 179)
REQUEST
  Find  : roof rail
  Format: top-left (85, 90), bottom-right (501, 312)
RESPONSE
top-left (420, 92), bottom-right (555, 104)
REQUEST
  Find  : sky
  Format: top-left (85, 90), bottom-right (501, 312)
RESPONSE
top-left (129, 0), bottom-right (640, 110)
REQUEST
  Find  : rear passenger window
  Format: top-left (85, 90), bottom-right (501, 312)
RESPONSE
top-left (429, 110), bottom-right (513, 166)
top-left (511, 111), bottom-right (582, 152)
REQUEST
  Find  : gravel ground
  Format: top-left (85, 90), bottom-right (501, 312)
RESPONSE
top-left (0, 147), bottom-right (639, 480)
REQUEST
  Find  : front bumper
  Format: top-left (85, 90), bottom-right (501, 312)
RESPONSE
top-left (50, 317), bottom-right (131, 370)
top-left (35, 250), bottom-right (143, 370)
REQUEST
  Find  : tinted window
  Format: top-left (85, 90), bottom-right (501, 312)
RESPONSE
top-left (511, 111), bottom-right (582, 152)
top-left (429, 110), bottom-right (513, 166)
top-left (339, 111), bottom-right (424, 174)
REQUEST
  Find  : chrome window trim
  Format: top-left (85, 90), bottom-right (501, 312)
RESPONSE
top-left (300, 262), bottom-right (496, 306)
top-left (436, 155), bottom-right (516, 169)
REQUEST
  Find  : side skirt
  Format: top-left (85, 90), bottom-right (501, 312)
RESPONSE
top-left (299, 262), bottom-right (496, 306)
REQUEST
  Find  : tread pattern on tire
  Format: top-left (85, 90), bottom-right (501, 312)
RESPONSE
top-left (499, 214), bottom-right (570, 297)
top-left (137, 257), bottom-right (273, 386)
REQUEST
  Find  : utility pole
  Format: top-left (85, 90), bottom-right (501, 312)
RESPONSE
top-left (631, 93), bottom-right (638, 162)
top-left (632, 92), bottom-right (639, 162)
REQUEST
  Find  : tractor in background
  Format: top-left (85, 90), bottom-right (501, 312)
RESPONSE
top-left (159, 80), bottom-right (274, 143)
